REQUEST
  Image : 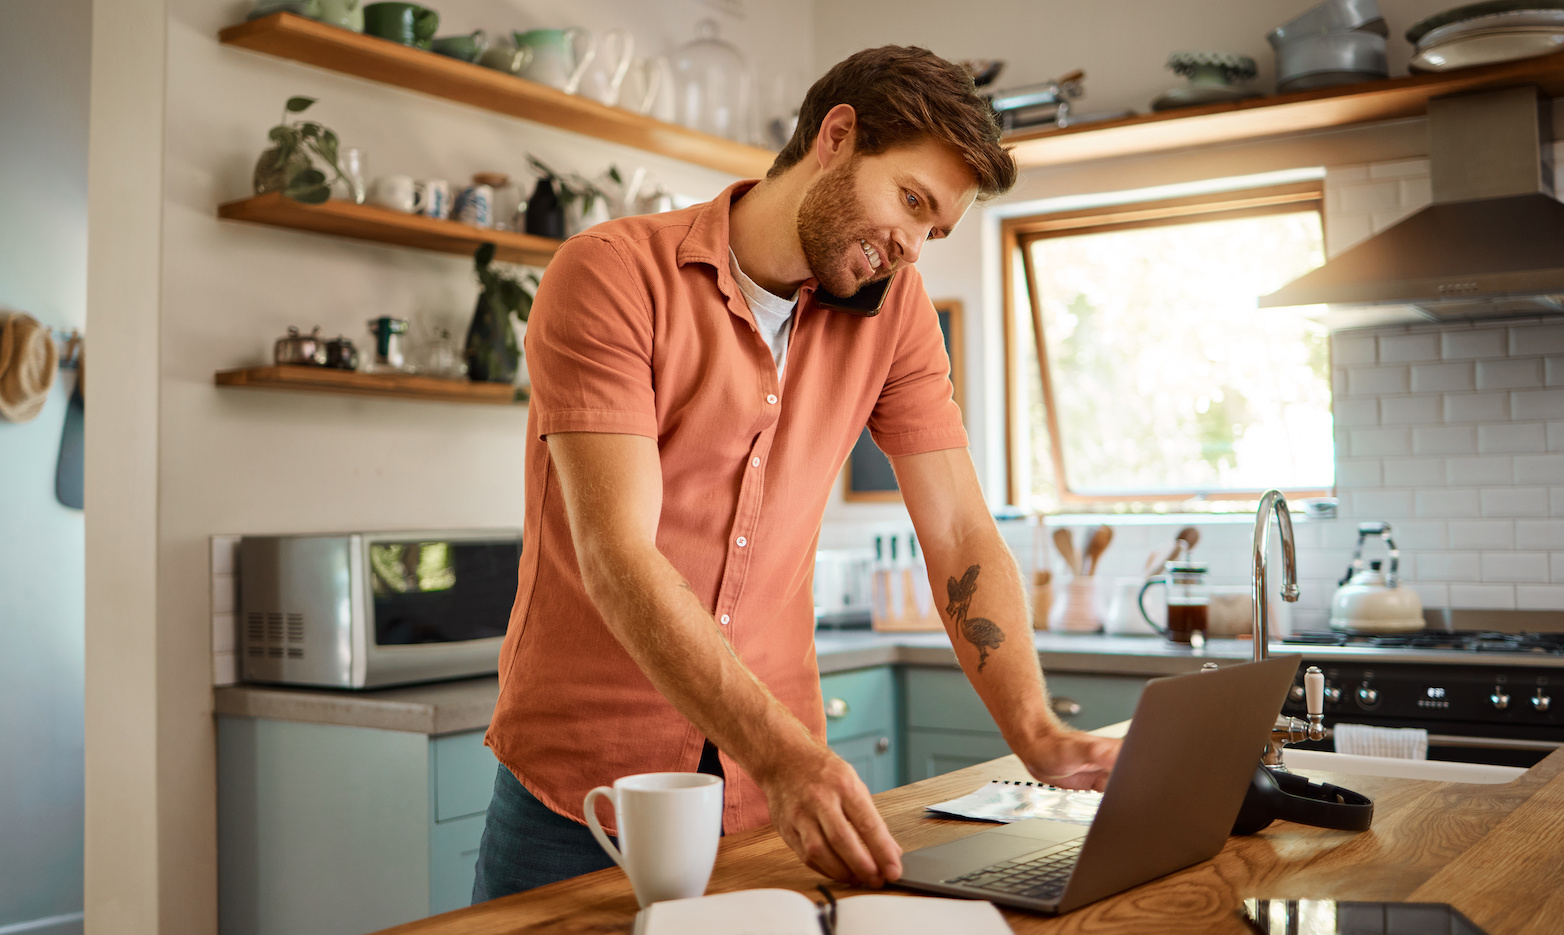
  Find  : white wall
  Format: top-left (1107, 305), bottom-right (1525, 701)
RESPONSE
top-left (0, 0), bottom-right (91, 932)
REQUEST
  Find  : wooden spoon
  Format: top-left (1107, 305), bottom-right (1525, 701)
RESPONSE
top-left (1053, 528), bottom-right (1080, 576)
top-left (1175, 526), bottom-right (1200, 559)
top-left (1082, 524), bottom-right (1114, 575)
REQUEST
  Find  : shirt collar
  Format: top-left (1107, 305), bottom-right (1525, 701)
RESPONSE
top-left (678, 180), bottom-right (821, 302)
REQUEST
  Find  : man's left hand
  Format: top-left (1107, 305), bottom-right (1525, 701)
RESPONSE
top-left (1016, 731), bottom-right (1121, 792)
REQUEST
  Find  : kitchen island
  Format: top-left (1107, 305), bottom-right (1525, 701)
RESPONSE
top-left (364, 736), bottom-right (1564, 935)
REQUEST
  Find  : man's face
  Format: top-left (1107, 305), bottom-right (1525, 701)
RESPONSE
top-left (796, 136), bottom-right (980, 297)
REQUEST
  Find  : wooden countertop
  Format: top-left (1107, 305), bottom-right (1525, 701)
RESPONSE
top-left (369, 737), bottom-right (1564, 935)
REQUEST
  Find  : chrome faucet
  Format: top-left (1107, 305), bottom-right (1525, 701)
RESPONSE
top-left (1251, 489), bottom-right (1325, 767)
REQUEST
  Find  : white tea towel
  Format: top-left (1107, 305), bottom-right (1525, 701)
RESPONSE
top-left (1333, 723), bottom-right (1428, 760)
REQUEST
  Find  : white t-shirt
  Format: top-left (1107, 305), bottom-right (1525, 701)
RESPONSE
top-left (729, 248), bottom-right (798, 377)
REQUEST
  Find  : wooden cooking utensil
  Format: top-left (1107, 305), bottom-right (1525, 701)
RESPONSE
top-left (1147, 526), bottom-right (1202, 576)
top-left (1082, 524), bottom-right (1113, 575)
top-left (1175, 526), bottom-right (1200, 559)
top-left (1053, 528), bottom-right (1080, 576)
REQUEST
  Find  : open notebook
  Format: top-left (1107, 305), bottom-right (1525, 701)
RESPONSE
top-left (632, 888), bottom-right (1012, 935)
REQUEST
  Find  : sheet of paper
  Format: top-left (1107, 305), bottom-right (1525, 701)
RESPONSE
top-left (836, 894), bottom-right (1012, 934)
top-left (633, 888), bottom-right (817, 935)
top-left (926, 779), bottom-right (1102, 825)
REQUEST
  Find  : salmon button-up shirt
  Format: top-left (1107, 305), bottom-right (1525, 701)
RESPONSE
top-left (486, 180), bottom-right (967, 835)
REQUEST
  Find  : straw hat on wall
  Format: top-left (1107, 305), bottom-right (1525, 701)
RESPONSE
top-left (0, 312), bottom-right (59, 423)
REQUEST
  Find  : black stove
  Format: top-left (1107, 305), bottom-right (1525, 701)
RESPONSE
top-left (1282, 629), bottom-right (1564, 655)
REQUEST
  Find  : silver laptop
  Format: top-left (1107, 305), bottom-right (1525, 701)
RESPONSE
top-left (896, 654), bottom-right (1301, 915)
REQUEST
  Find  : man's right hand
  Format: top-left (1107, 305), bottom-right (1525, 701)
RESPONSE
top-left (754, 742), bottom-right (903, 887)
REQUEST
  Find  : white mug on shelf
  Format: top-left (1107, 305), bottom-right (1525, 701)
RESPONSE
top-left (368, 175), bottom-right (422, 213)
top-left (584, 772), bottom-right (723, 908)
top-left (576, 27), bottom-right (634, 106)
top-left (415, 178), bottom-right (450, 220)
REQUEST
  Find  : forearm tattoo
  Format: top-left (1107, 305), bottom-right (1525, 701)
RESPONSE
top-left (946, 564), bottom-right (1005, 672)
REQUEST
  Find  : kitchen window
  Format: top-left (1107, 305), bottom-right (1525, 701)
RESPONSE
top-left (1004, 180), bottom-right (1333, 509)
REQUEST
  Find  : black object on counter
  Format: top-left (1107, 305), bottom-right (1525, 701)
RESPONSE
top-left (1231, 764), bottom-right (1374, 835)
top-left (524, 176), bottom-right (564, 239)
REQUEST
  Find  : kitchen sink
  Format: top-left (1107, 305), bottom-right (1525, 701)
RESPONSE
top-left (1281, 749), bottom-right (1526, 784)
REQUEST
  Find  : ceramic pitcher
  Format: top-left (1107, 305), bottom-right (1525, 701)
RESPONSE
top-left (514, 27), bottom-right (597, 93)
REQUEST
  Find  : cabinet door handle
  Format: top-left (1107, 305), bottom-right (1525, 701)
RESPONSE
top-left (1051, 696), bottom-right (1082, 719)
top-left (825, 698), bottom-right (850, 719)
top-left (875, 737), bottom-right (890, 754)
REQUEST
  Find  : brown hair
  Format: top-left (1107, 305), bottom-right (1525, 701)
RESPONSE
top-left (767, 46), bottom-right (1017, 200)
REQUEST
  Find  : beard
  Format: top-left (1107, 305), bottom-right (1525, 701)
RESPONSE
top-left (796, 155), bottom-right (889, 297)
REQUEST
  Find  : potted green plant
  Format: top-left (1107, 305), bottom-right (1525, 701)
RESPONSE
top-left (253, 96), bottom-right (346, 204)
top-left (524, 155), bottom-right (612, 238)
top-left (465, 243), bottom-right (538, 392)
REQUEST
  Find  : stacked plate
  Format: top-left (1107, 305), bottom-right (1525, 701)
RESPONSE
top-left (1408, 1), bottom-right (1564, 71)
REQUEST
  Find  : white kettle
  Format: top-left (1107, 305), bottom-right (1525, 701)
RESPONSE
top-left (1329, 521), bottom-right (1423, 632)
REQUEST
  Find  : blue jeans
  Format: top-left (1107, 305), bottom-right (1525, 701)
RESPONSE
top-left (471, 765), bottom-right (618, 904)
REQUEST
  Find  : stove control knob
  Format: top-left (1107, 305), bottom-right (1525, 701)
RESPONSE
top-left (1324, 685), bottom-right (1342, 705)
top-left (1533, 691), bottom-right (1551, 713)
top-left (1356, 685), bottom-right (1379, 707)
top-left (1491, 689), bottom-right (1511, 711)
top-left (1290, 685), bottom-right (1305, 703)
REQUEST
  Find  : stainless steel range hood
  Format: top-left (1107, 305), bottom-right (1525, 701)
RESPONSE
top-left (1260, 86), bottom-right (1564, 326)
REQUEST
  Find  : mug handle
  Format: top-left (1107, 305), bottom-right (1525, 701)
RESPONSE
top-left (583, 786), bottom-right (625, 869)
top-left (413, 8), bottom-right (439, 42)
top-left (563, 27), bottom-right (598, 95)
top-left (604, 28), bottom-right (634, 99)
top-left (1137, 577), bottom-right (1168, 635)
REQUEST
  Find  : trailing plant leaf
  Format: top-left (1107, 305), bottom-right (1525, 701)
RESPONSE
top-left (285, 96), bottom-right (317, 113)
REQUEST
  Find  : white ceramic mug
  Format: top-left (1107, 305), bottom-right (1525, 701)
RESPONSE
top-left (368, 174), bottom-right (422, 213)
top-left (515, 27), bottom-right (597, 93)
top-left (584, 772), bottom-right (722, 908)
top-left (416, 178), bottom-right (450, 220)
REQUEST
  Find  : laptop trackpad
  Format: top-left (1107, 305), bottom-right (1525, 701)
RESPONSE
top-left (903, 820), bottom-right (1087, 881)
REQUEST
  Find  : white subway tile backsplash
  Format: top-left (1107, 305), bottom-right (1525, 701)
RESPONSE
top-left (1481, 487), bottom-right (1550, 517)
top-left (1513, 388), bottom-right (1564, 420)
top-left (214, 652), bottom-right (238, 687)
top-left (1551, 422), bottom-right (1564, 452)
top-left (1517, 520), bottom-right (1564, 549)
top-left (1332, 333), bottom-right (1377, 366)
top-left (1382, 457), bottom-right (1445, 487)
top-left (1329, 164), bottom-right (1369, 183)
top-left (1449, 583), bottom-right (1516, 608)
top-left (1418, 488), bottom-right (1481, 518)
top-left (1416, 551), bottom-right (1481, 580)
top-left (1555, 553), bottom-right (1564, 582)
top-left (1371, 205), bottom-right (1417, 233)
top-left (1338, 179), bottom-right (1400, 214)
top-left (1410, 582), bottom-right (1450, 608)
top-left (1410, 362), bottom-right (1475, 393)
top-left (1447, 520), bottom-right (1513, 550)
top-left (1380, 395), bottom-right (1441, 425)
top-left (1398, 176), bottom-right (1431, 207)
top-left (1514, 454), bottom-right (1564, 485)
top-left (1350, 427), bottom-right (1411, 457)
top-left (212, 573), bottom-right (236, 614)
top-left (1413, 425), bottom-right (1477, 455)
top-left (1378, 333), bottom-right (1440, 363)
top-left (1326, 214), bottom-right (1372, 255)
top-left (1349, 490), bottom-right (1414, 518)
top-left (1446, 456), bottom-right (1512, 485)
top-left (1509, 323), bottom-right (1564, 356)
top-left (1442, 328), bottom-right (1507, 360)
top-left (1332, 369), bottom-right (1349, 397)
top-left (1548, 357), bottom-right (1563, 387)
top-left (213, 613), bottom-right (236, 653)
top-left (1334, 397), bottom-right (1378, 427)
top-left (1476, 359), bottom-right (1544, 390)
top-left (1479, 423), bottom-right (1547, 453)
top-left (1420, 550), bottom-right (1476, 578)
top-left (1517, 585), bottom-right (1564, 610)
top-left (1336, 459), bottom-right (1382, 487)
top-left (1443, 392), bottom-right (1508, 424)
top-left (1348, 366), bottom-right (1409, 396)
top-left (1554, 487), bottom-right (1564, 516)
top-left (211, 535), bottom-right (239, 576)
top-left (1481, 552), bottom-right (1550, 583)
top-left (1389, 520), bottom-right (1447, 550)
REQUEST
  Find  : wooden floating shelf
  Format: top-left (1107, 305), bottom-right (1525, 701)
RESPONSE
top-left (1009, 50), bottom-right (1564, 168)
top-left (219, 12), bottom-right (774, 178)
top-left (218, 192), bottom-right (562, 265)
top-left (215, 365), bottom-right (524, 405)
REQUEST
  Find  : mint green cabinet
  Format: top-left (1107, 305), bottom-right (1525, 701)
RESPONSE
top-left (902, 667), bottom-right (1149, 782)
top-left (218, 718), bottom-right (496, 935)
top-left (821, 667), bottom-right (900, 793)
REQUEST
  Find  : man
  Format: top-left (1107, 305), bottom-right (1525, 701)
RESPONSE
top-left (473, 45), bottom-right (1121, 902)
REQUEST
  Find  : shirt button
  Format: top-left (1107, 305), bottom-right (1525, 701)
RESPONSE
top-left (736, 536), bottom-right (747, 548)
top-left (720, 614), bottom-right (731, 625)
top-left (751, 457), bottom-right (761, 468)
top-left (766, 394), bottom-right (778, 405)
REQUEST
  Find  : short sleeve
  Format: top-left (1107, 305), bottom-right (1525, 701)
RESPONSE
top-left (525, 234), bottom-right (659, 440)
top-left (866, 270), bottom-right (968, 457)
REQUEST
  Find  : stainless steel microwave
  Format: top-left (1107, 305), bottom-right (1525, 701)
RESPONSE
top-left (238, 529), bottom-right (522, 689)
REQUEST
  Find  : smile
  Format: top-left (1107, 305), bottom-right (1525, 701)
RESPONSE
top-left (860, 240), bottom-right (882, 271)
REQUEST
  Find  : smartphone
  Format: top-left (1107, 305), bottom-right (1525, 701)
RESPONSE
top-left (814, 273), bottom-right (895, 317)
top-left (1240, 900), bottom-right (1487, 934)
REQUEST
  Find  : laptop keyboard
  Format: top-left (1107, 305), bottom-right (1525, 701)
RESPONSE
top-left (943, 840), bottom-right (1083, 901)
